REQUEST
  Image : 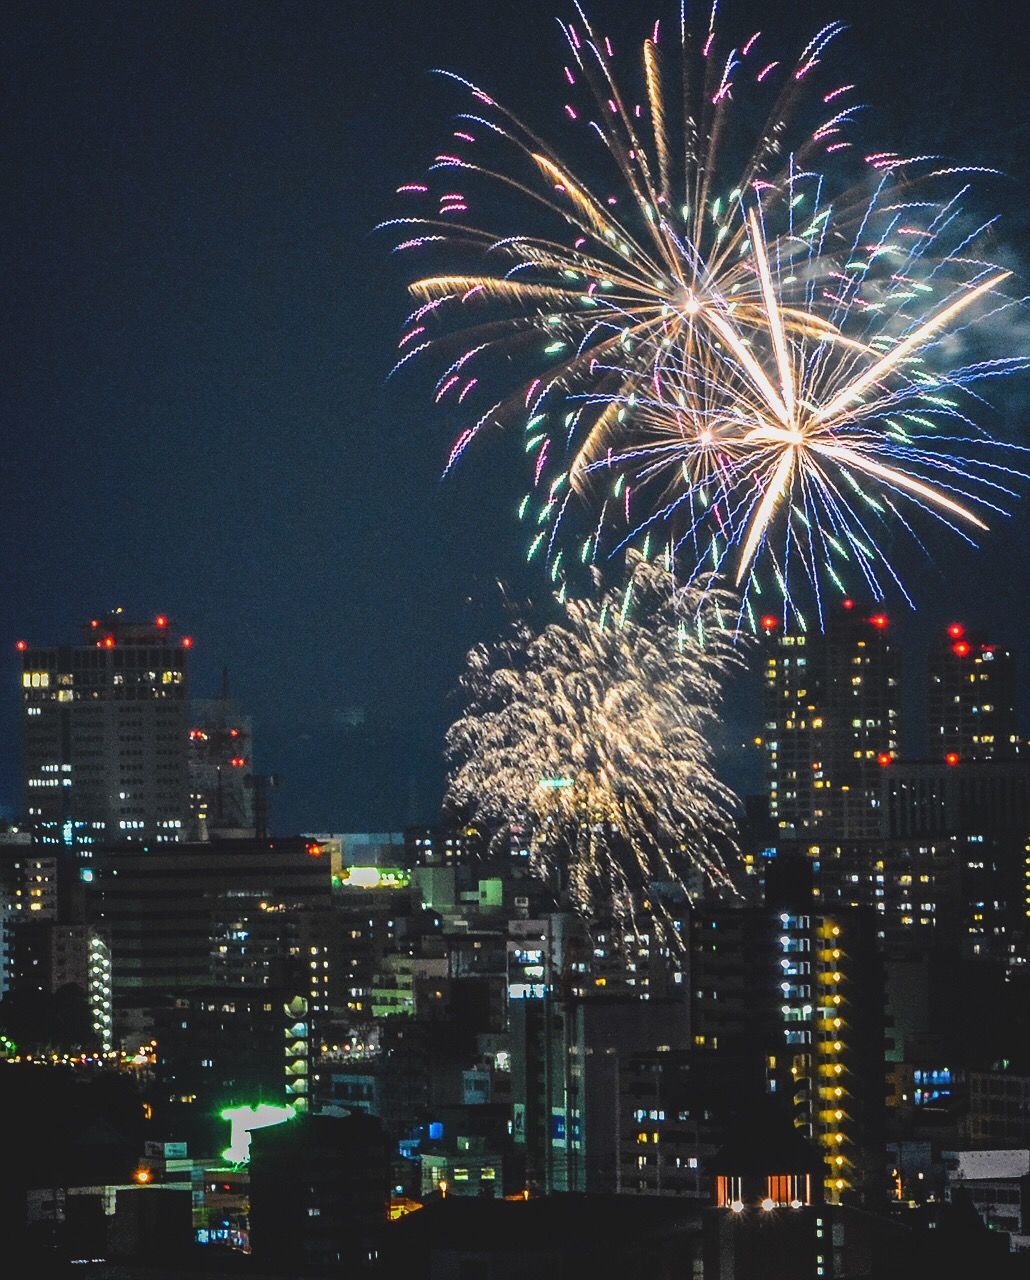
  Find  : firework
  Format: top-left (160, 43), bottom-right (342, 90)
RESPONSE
top-left (584, 207), bottom-right (1026, 627)
top-left (445, 553), bottom-right (743, 945)
top-left (386, 4), bottom-right (1026, 618)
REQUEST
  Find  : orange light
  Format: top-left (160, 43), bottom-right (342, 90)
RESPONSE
top-left (104, 636), bottom-right (115, 649)
top-left (90, 619), bottom-right (99, 629)
top-left (306, 842), bottom-right (323, 857)
top-left (945, 752), bottom-right (960, 766)
top-left (133, 1168), bottom-right (151, 1185)
top-left (877, 753), bottom-right (892, 767)
top-left (15, 640), bottom-right (26, 652)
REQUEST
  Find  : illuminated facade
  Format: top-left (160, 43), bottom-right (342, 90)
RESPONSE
top-left (928, 624), bottom-right (1018, 762)
top-left (20, 612), bottom-right (191, 849)
top-left (774, 905), bottom-right (884, 1207)
top-left (694, 862), bottom-right (886, 1210)
top-left (801, 833), bottom-right (1018, 958)
top-left (405, 824), bottom-right (484, 867)
top-left (91, 837), bottom-right (337, 1030)
top-left (762, 604), bottom-right (899, 841)
top-left (880, 759), bottom-right (1030, 961)
top-left (0, 839), bottom-right (58, 922)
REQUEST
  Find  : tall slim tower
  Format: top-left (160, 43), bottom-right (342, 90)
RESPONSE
top-left (20, 611), bottom-right (191, 850)
top-left (762, 601), bottom-right (899, 841)
top-left (927, 623), bottom-right (1018, 762)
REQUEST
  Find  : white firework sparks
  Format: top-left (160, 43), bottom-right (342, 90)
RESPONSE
top-left (445, 553), bottom-right (744, 946)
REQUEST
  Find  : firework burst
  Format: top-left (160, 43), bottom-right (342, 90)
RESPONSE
top-left (445, 553), bottom-right (744, 946)
top-left (385, 3), bottom-right (1027, 620)
top-left (583, 207), bottom-right (1027, 628)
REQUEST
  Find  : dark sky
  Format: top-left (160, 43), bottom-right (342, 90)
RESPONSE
top-left (2, 0), bottom-right (1028, 832)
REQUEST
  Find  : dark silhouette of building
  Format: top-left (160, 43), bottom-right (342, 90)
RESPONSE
top-left (188, 672), bottom-right (256, 837)
top-left (248, 1112), bottom-right (388, 1273)
top-left (90, 836), bottom-right (335, 1038)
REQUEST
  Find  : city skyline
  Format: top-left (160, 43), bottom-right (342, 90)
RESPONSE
top-left (3, 0), bottom-right (1029, 834)
top-left (2, 4), bottom-right (1030, 1270)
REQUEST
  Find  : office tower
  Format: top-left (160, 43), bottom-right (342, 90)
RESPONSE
top-left (90, 836), bottom-right (338, 1043)
top-left (188, 676), bottom-right (255, 837)
top-left (762, 602), bottom-right (899, 841)
top-left (20, 611), bottom-right (191, 849)
top-left (882, 758), bottom-right (1030, 840)
top-left (928, 623), bottom-right (1018, 761)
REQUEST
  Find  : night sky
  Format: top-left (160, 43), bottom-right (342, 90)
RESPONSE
top-left (2, 0), bottom-right (1028, 833)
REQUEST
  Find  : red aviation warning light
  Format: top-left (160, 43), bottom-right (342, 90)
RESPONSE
top-left (182, 637), bottom-right (193, 649)
top-left (877, 753), bottom-right (892, 767)
top-left (15, 640), bottom-right (27, 652)
top-left (306, 841), bottom-right (323, 857)
top-left (760, 615), bottom-right (779, 631)
top-left (155, 614), bottom-right (168, 628)
top-left (947, 623), bottom-right (964, 639)
top-left (869, 614), bottom-right (889, 630)
top-left (103, 635), bottom-right (115, 649)
top-left (945, 753), bottom-right (960, 766)
top-left (842, 598), bottom-right (854, 610)
top-left (952, 641), bottom-right (971, 657)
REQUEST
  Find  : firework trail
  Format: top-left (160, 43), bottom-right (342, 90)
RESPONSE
top-left (445, 553), bottom-right (744, 946)
top-left (385, 4), bottom-right (1027, 620)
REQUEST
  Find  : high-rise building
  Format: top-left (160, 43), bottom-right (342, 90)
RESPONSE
top-left (188, 681), bottom-right (255, 838)
top-left (690, 861), bottom-right (886, 1210)
top-left (762, 602), bottom-right (899, 841)
top-left (766, 863), bottom-right (885, 1210)
top-left (928, 623), bottom-right (1018, 762)
top-left (20, 611), bottom-right (191, 850)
